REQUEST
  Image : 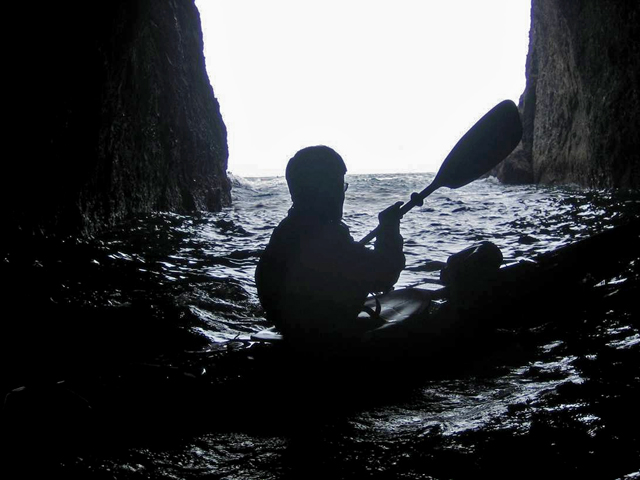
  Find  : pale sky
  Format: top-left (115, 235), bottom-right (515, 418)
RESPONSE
top-left (195, 1), bottom-right (531, 177)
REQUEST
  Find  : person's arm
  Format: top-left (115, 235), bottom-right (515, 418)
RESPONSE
top-left (370, 201), bottom-right (405, 291)
top-left (331, 203), bottom-right (405, 294)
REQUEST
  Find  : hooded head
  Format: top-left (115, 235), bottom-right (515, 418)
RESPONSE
top-left (286, 146), bottom-right (347, 221)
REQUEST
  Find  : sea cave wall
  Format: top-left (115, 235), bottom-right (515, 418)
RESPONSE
top-left (495, 0), bottom-right (640, 188)
top-left (5, 0), bottom-right (230, 237)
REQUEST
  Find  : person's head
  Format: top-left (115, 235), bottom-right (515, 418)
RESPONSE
top-left (286, 145), bottom-right (347, 221)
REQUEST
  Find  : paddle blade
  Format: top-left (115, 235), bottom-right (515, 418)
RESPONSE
top-left (434, 100), bottom-right (522, 189)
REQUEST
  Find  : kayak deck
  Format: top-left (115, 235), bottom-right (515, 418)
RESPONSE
top-left (251, 288), bottom-right (433, 343)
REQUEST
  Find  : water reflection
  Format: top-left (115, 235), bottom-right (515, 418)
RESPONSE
top-left (2, 174), bottom-right (639, 479)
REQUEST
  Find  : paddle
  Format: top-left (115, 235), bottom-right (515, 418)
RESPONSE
top-left (359, 99), bottom-right (523, 245)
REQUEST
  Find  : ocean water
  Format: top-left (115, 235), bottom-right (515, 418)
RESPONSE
top-left (2, 173), bottom-right (640, 479)
top-left (221, 172), bottom-right (638, 295)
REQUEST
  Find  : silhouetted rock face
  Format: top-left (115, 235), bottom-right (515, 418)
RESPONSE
top-left (496, 0), bottom-right (640, 188)
top-left (6, 0), bottom-right (230, 236)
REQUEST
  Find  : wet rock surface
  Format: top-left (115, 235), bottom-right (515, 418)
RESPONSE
top-left (496, 0), bottom-right (640, 188)
top-left (5, 0), bottom-right (230, 236)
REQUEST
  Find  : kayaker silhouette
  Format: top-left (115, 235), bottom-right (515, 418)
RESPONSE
top-left (253, 102), bottom-right (524, 356)
top-left (255, 145), bottom-right (405, 351)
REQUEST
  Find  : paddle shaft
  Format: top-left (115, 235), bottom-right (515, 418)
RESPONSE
top-left (358, 182), bottom-right (438, 245)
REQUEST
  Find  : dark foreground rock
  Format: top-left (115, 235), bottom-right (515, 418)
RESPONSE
top-left (5, 0), bottom-right (230, 236)
top-left (496, 0), bottom-right (640, 188)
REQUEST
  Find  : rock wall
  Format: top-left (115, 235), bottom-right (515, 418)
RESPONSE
top-left (5, 0), bottom-right (230, 237)
top-left (495, 0), bottom-right (640, 188)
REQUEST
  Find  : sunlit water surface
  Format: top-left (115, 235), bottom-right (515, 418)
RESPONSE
top-left (6, 174), bottom-right (640, 479)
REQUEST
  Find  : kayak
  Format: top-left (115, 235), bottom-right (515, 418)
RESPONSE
top-left (250, 219), bottom-right (640, 359)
